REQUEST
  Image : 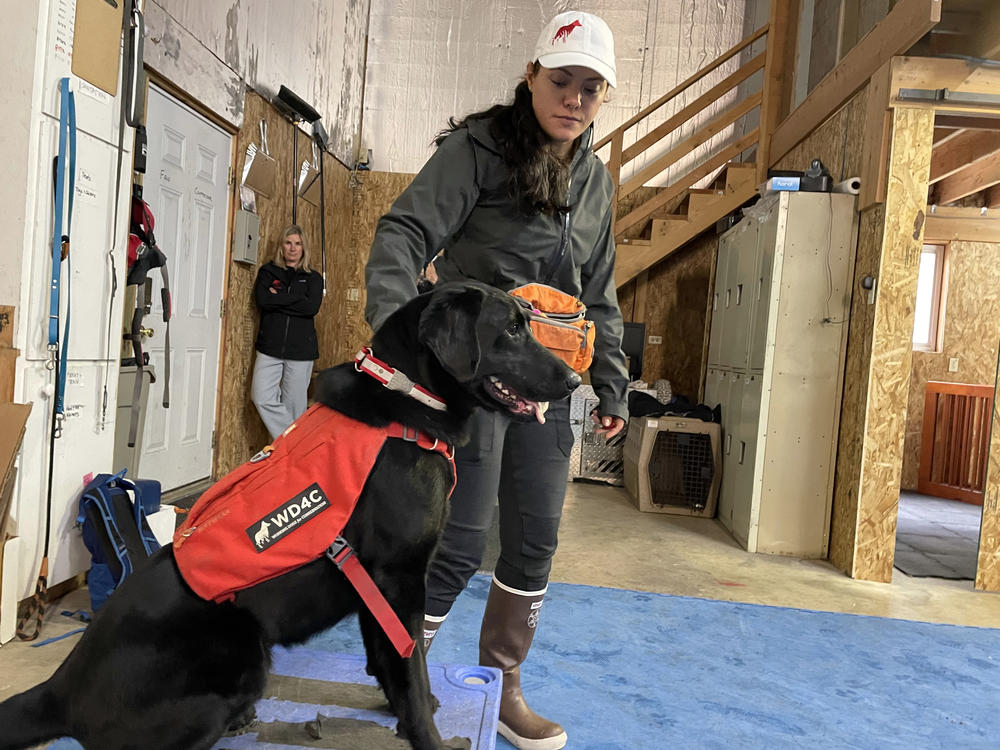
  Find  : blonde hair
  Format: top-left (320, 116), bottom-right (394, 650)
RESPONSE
top-left (274, 224), bottom-right (311, 272)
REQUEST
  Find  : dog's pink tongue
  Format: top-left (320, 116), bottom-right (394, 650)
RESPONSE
top-left (533, 400), bottom-right (549, 425)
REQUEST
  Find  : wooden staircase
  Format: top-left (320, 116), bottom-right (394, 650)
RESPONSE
top-left (593, 23), bottom-right (779, 289)
top-left (616, 163), bottom-right (758, 284)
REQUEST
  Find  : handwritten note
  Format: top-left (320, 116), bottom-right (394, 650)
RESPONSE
top-left (53, 0), bottom-right (76, 64)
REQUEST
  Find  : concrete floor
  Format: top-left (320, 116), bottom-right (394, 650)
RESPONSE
top-left (2, 480), bottom-right (999, 709)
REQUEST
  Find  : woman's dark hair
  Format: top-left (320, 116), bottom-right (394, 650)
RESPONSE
top-left (435, 67), bottom-right (571, 216)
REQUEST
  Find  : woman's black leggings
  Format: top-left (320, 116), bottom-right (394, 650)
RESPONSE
top-left (424, 398), bottom-right (574, 617)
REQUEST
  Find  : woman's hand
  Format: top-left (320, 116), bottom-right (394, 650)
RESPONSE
top-left (590, 410), bottom-right (625, 440)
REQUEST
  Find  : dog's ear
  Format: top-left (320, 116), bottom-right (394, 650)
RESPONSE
top-left (418, 285), bottom-right (493, 381)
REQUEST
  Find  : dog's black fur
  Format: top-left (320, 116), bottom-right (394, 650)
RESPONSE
top-left (0, 281), bottom-right (580, 750)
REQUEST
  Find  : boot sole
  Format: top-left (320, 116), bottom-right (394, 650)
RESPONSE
top-left (497, 721), bottom-right (568, 750)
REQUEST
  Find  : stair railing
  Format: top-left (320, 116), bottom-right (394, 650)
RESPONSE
top-left (594, 24), bottom-right (772, 242)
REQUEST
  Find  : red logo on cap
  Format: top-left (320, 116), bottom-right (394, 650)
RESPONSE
top-left (553, 20), bottom-right (582, 43)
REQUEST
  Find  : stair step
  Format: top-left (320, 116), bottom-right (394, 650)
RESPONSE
top-left (687, 190), bottom-right (727, 215)
top-left (725, 163), bottom-right (758, 192)
top-left (615, 181), bottom-right (758, 287)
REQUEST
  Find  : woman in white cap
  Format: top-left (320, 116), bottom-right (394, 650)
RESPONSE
top-left (364, 11), bottom-right (627, 749)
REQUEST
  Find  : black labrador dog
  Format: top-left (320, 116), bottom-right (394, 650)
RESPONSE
top-left (0, 281), bottom-right (580, 750)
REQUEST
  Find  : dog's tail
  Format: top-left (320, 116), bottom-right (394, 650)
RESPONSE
top-left (0, 682), bottom-right (70, 750)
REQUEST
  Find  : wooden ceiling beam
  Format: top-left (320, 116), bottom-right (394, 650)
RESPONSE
top-left (988, 184), bottom-right (1000, 208)
top-left (933, 149), bottom-right (1000, 204)
top-left (935, 114), bottom-right (1000, 131)
top-left (933, 127), bottom-right (964, 146)
top-left (925, 206), bottom-right (1000, 243)
top-left (929, 130), bottom-right (1000, 184)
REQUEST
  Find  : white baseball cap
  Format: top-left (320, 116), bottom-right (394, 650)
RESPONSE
top-left (533, 11), bottom-right (617, 89)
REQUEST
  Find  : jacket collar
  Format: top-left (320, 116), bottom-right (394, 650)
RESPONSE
top-left (465, 117), bottom-right (595, 173)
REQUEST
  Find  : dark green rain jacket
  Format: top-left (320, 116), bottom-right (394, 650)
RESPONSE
top-left (364, 116), bottom-right (629, 420)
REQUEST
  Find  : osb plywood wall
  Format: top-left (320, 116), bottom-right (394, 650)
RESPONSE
top-left (977, 358), bottom-right (1000, 590)
top-left (617, 235), bottom-right (716, 399)
top-left (832, 107), bottom-right (935, 582)
top-left (215, 91), bottom-right (353, 477)
top-left (348, 171), bottom-right (416, 344)
top-left (616, 185), bottom-right (717, 396)
top-left (902, 242), bottom-right (1000, 490)
top-left (773, 86), bottom-right (867, 185)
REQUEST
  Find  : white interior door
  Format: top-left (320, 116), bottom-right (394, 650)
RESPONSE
top-left (138, 85), bottom-right (231, 491)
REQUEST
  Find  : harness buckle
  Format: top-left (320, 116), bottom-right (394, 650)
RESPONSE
top-left (53, 413), bottom-right (64, 439)
top-left (400, 426), bottom-right (418, 443)
top-left (325, 535), bottom-right (354, 568)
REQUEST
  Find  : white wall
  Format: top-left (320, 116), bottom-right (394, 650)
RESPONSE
top-left (144, 0), bottom-right (369, 167)
top-left (362, 0), bottom-right (748, 184)
top-left (0, 2), bottom-right (41, 315)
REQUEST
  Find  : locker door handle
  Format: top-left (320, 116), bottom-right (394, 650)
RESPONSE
top-left (758, 278), bottom-right (763, 301)
top-left (726, 434), bottom-right (732, 455)
top-left (736, 283), bottom-right (743, 306)
top-left (725, 289), bottom-right (731, 308)
top-left (738, 441), bottom-right (746, 465)
top-left (713, 292), bottom-right (719, 311)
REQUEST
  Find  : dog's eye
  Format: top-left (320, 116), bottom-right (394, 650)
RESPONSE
top-left (505, 320), bottom-right (520, 336)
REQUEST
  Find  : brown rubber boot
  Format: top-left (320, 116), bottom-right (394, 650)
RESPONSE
top-left (422, 613), bottom-right (447, 653)
top-left (479, 577), bottom-right (567, 750)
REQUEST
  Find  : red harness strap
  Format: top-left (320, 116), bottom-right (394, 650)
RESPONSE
top-left (327, 537), bottom-right (414, 657)
top-left (331, 423), bottom-right (454, 658)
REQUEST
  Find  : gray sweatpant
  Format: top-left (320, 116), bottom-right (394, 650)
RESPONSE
top-left (250, 351), bottom-right (313, 440)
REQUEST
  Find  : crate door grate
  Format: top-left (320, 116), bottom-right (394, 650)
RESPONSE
top-left (580, 397), bottom-right (626, 482)
top-left (648, 430), bottom-right (716, 509)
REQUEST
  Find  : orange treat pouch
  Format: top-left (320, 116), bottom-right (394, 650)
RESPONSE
top-left (509, 283), bottom-right (595, 373)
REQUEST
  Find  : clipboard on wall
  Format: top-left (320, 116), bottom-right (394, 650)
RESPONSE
top-left (71, 0), bottom-right (126, 96)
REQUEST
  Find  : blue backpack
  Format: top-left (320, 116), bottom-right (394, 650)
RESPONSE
top-left (77, 470), bottom-right (162, 612)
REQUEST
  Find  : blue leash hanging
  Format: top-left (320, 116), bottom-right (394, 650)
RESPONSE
top-left (19, 77), bottom-right (76, 641)
top-left (47, 76), bottom-right (76, 439)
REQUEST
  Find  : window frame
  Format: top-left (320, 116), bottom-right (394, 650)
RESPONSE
top-left (912, 243), bottom-right (948, 353)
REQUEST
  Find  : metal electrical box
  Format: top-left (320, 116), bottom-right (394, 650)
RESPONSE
top-left (232, 209), bottom-right (260, 264)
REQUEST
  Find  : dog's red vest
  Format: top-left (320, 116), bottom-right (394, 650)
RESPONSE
top-left (173, 403), bottom-right (455, 604)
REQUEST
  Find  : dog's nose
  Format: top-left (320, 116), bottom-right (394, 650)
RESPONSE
top-left (565, 371), bottom-right (582, 391)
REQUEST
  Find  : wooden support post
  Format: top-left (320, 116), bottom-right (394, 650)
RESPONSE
top-left (977, 350), bottom-right (1000, 591)
top-left (828, 107), bottom-right (935, 582)
top-left (757, 0), bottom-right (800, 184)
top-left (860, 59), bottom-right (893, 210)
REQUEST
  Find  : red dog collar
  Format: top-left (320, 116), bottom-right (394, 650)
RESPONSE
top-left (354, 347), bottom-right (447, 411)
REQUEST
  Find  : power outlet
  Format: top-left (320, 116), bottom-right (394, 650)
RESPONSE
top-left (948, 357), bottom-right (959, 372)
top-left (648, 335), bottom-right (663, 345)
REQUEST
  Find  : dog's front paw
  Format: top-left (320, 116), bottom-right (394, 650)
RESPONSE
top-left (224, 705), bottom-right (258, 735)
top-left (442, 736), bottom-right (472, 749)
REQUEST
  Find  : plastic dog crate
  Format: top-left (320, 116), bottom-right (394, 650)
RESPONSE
top-left (623, 416), bottom-right (721, 517)
top-left (48, 647), bottom-right (501, 750)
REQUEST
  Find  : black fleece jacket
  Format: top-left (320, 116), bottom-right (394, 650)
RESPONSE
top-left (253, 262), bottom-right (323, 361)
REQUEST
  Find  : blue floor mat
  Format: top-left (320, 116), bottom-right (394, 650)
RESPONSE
top-left (308, 576), bottom-right (1000, 750)
top-left (48, 575), bottom-right (999, 750)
